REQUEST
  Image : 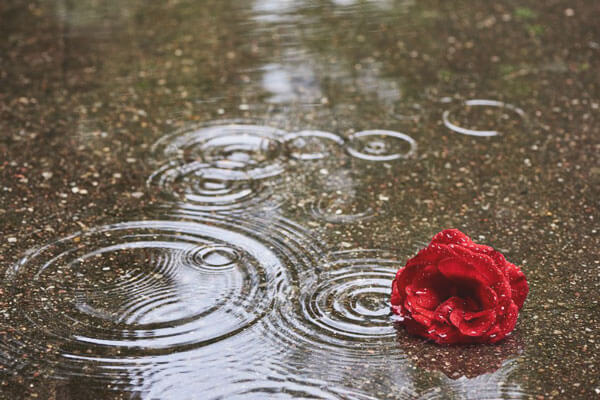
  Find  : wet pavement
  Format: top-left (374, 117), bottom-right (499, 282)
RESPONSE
top-left (0, 0), bottom-right (599, 399)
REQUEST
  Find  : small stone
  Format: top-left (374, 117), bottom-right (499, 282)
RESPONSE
top-left (41, 171), bottom-right (53, 180)
top-left (7, 237), bottom-right (17, 243)
top-left (131, 192), bottom-right (144, 199)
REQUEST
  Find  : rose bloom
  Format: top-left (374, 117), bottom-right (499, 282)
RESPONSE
top-left (391, 229), bottom-right (528, 344)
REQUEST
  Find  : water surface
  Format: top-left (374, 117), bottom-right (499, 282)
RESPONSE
top-left (1, 0), bottom-right (599, 399)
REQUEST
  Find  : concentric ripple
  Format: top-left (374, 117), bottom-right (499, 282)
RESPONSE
top-left (149, 122), bottom-right (290, 212)
top-left (147, 161), bottom-right (281, 213)
top-left (263, 250), bottom-right (405, 368)
top-left (284, 130), bottom-right (345, 160)
top-left (442, 99), bottom-right (527, 137)
top-left (304, 255), bottom-right (397, 339)
top-left (153, 123), bottom-right (287, 179)
top-left (1, 214), bottom-right (324, 385)
top-left (346, 130), bottom-right (417, 161)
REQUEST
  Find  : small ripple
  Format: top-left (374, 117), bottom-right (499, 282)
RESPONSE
top-left (346, 130), bottom-right (417, 161)
top-left (442, 99), bottom-right (527, 137)
top-left (284, 130), bottom-right (345, 160)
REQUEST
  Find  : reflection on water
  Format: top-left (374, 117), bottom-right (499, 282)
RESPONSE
top-left (1, 0), bottom-right (597, 398)
top-left (419, 361), bottom-right (526, 400)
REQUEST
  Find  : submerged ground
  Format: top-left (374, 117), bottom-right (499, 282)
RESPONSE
top-left (0, 1), bottom-right (599, 399)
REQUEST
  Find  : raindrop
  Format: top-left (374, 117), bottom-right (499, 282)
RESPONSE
top-left (284, 130), bottom-right (345, 160)
top-left (346, 130), bottom-right (417, 161)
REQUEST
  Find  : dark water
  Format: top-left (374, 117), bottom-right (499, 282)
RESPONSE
top-left (1, 0), bottom-right (599, 399)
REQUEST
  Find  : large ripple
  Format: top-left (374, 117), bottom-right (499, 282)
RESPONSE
top-left (1, 213), bottom-right (324, 388)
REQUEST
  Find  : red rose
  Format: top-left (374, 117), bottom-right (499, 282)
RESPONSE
top-left (391, 229), bottom-right (528, 344)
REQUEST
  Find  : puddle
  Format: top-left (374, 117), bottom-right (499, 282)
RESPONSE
top-left (1, 0), bottom-right (598, 398)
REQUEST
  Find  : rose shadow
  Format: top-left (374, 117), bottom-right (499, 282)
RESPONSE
top-left (394, 323), bottom-right (523, 379)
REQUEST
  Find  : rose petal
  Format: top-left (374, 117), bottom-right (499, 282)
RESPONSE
top-left (459, 309), bottom-right (496, 336)
top-left (412, 312), bottom-right (433, 327)
top-left (437, 258), bottom-right (493, 287)
top-left (430, 229), bottom-right (472, 246)
top-left (390, 278), bottom-right (402, 307)
top-left (438, 242), bottom-right (509, 289)
top-left (434, 296), bottom-right (465, 323)
top-left (449, 308), bottom-right (464, 328)
top-left (504, 262), bottom-right (529, 310)
top-left (498, 302), bottom-right (519, 333)
top-left (406, 285), bottom-right (441, 310)
top-left (475, 284), bottom-right (498, 309)
top-left (428, 321), bottom-right (464, 344)
top-left (403, 318), bottom-right (429, 338)
top-left (405, 243), bottom-right (450, 269)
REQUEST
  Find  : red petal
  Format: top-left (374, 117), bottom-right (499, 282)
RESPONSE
top-left (433, 296), bottom-right (462, 323)
top-left (390, 278), bottom-right (402, 307)
top-left (406, 285), bottom-right (441, 310)
top-left (405, 243), bottom-right (450, 268)
top-left (438, 258), bottom-right (493, 287)
top-left (505, 262), bottom-right (529, 310)
top-left (438, 242), bottom-right (509, 292)
top-left (498, 302), bottom-right (519, 334)
top-left (475, 284), bottom-right (498, 309)
top-left (431, 229), bottom-right (472, 246)
top-left (412, 312), bottom-right (433, 327)
top-left (428, 321), bottom-right (464, 344)
top-left (459, 309), bottom-right (496, 336)
top-left (403, 318), bottom-right (429, 337)
top-left (449, 308), bottom-right (464, 328)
